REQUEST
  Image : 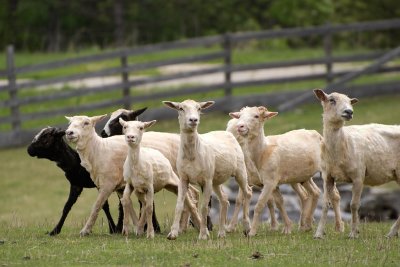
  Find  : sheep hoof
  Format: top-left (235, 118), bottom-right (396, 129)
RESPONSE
top-left (243, 228), bottom-right (250, 237)
top-left (348, 231), bottom-right (359, 239)
top-left (122, 227), bottom-right (129, 236)
top-left (225, 225), bottom-right (236, 233)
top-left (385, 232), bottom-right (398, 239)
top-left (147, 231), bottom-right (155, 239)
top-left (218, 231), bottom-right (226, 238)
top-left (335, 221), bottom-right (345, 232)
top-left (247, 229), bottom-right (257, 237)
top-left (79, 229), bottom-right (91, 237)
top-left (313, 234), bottom-right (325, 239)
top-left (167, 232), bottom-right (177, 240)
top-left (198, 230), bottom-right (210, 240)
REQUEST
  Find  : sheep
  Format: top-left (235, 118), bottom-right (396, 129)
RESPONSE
top-left (119, 118), bottom-right (201, 238)
top-left (27, 126), bottom-right (122, 235)
top-left (102, 108), bottom-right (214, 231)
top-left (313, 89), bottom-right (400, 239)
top-left (163, 99), bottom-right (252, 240)
top-left (226, 118), bottom-right (311, 234)
top-left (65, 114), bottom-right (139, 236)
top-left (229, 106), bottom-right (322, 237)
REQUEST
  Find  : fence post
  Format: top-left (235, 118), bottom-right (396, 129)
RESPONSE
top-left (323, 25), bottom-right (333, 84)
top-left (120, 51), bottom-right (130, 109)
top-left (6, 45), bottom-right (21, 135)
top-left (223, 33), bottom-right (232, 96)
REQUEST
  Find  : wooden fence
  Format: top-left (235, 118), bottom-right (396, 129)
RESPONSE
top-left (1, 19), bottom-right (400, 147)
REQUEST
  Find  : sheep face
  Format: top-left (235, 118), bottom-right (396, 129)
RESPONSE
top-left (163, 99), bottom-right (214, 131)
top-left (101, 107), bottom-right (147, 138)
top-left (119, 119), bottom-right (156, 146)
top-left (27, 127), bottom-right (65, 159)
top-left (314, 89), bottom-right (358, 124)
top-left (65, 115), bottom-right (107, 144)
top-left (229, 106), bottom-right (278, 137)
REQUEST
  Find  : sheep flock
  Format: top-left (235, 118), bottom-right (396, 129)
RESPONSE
top-left (28, 89), bottom-right (400, 240)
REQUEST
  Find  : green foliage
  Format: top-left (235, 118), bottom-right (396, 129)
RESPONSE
top-left (1, 0), bottom-right (400, 51)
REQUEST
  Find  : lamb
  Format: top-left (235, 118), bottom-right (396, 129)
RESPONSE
top-left (119, 119), bottom-right (201, 238)
top-left (27, 126), bottom-right (122, 235)
top-left (65, 114), bottom-right (138, 236)
top-left (163, 99), bottom-right (252, 240)
top-left (226, 118), bottom-right (311, 234)
top-left (229, 106), bottom-right (322, 236)
top-left (102, 108), bottom-right (213, 231)
top-left (313, 89), bottom-right (400, 238)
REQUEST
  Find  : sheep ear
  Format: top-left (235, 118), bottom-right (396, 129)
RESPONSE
top-left (199, 101), bottom-right (214, 110)
top-left (229, 112), bottom-right (240, 119)
top-left (313, 89), bottom-right (328, 102)
top-left (65, 116), bottom-right (72, 122)
top-left (91, 114), bottom-right (107, 125)
top-left (264, 111), bottom-right (278, 119)
top-left (129, 107), bottom-right (147, 120)
top-left (163, 101), bottom-right (180, 110)
top-left (144, 120), bottom-right (157, 129)
top-left (351, 98), bottom-right (359, 105)
top-left (119, 117), bottom-right (127, 126)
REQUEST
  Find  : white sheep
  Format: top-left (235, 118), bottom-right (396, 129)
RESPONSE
top-left (65, 115), bottom-right (138, 236)
top-left (163, 99), bottom-right (252, 240)
top-left (119, 118), bottom-right (201, 238)
top-left (226, 118), bottom-right (311, 234)
top-left (229, 106), bottom-right (323, 236)
top-left (313, 89), bottom-right (400, 239)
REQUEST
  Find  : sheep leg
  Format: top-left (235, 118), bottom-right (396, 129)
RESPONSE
top-left (386, 215), bottom-right (400, 238)
top-left (234, 170), bottom-right (252, 236)
top-left (115, 194), bottom-right (124, 233)
top-left (226, 187), bottom-right (242, 233)
top-left (301, 180), bottom-right (321, 231)
top-left (121, 184), bottom-right (139, 236)
top-left (135, 192), bottom-right (147, 236)
top-left (213, 184), bottom-right (229, 238)
top-left (348, 180), bottom-right (363, 239)
top-left (198, 180), bottom-right (213, 240)
top-left (167, 178), bottom-right (189, 240)
top-left (267, 195), bottom-right (279, 231)
top-left (291, 183), bottom-right (310, 230)
top-left (145, 187), bottom-right (155, 239)
top-left (80, 186), bottom-right (114, 236)
top-left (248, 181), bottom-right (275, 237)
top-left (314, 174), bottom-right (337, 239)
top-left (331, 185), bottom-right (344, 232)
top-left (139, 201), bottom-right (161, 234)
top-left (272, 188), bottom-right (292, 234)
top-left (49, 185), bottom-right (83, 236)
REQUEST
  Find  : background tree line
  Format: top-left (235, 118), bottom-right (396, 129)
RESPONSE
top-left (1, 0), bottom-right (400, 52)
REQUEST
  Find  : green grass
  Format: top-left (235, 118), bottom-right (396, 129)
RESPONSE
top-left (1, 94), bottom-right (400, 265)
top-left (1, 223), bottom-right (399, 266)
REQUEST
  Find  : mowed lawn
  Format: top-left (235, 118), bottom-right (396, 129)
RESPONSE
top-left (1, 94), bottom-right (400, 266)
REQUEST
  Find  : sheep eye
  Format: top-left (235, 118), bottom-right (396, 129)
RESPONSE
top-left (139, 127), bottom-right (144, 130)
top-left (179, 107), bottom-right (184, 111)
top-left (329, 98), bottom-right (336, 105)
top-left (83, 121), bottom-right (90, 126)
top-left (254, 115), bottom-right (259, 119)
top-left (123, 126), bottom-right (127, 130)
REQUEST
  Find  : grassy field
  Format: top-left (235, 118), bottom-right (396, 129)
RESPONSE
top-left (1, 93), bottom-right (400, 266)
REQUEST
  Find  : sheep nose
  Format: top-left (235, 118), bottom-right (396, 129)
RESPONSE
top-left (66, 130), bottom-right (74, 136)
top-left (126, 135), bottom-right (135, 140)
top-left (189, 117), bottom-right (198, 123)
top-left (237, 124), bottom-right (245, 130)
top-left (344, 109), bottom-right (353, 116)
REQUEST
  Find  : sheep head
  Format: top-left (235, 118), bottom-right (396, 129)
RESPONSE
top-left (314, 89), bottom-right (358, 124)
top-left (65, 114), bottom-right (107, 144)
top-left (163, 99), bottom-right (214, 132)
top-left (27, 127), bottom-right (66, 159)
top-left (229, 106), bottom-right (278, 137)
top-left (101, 107), bottom-right (148, 138)
top-left (119, 118), bottom-right (156, 146)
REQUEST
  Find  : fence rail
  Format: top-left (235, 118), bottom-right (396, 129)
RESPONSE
top-left (1, 19), bottom-right (400, 147)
